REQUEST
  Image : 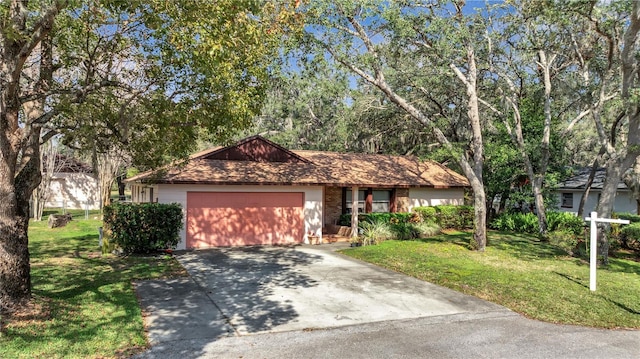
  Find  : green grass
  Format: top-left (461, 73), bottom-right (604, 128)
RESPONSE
top-left (0, 215), bottom-right (186, 359)
top-left (341, 230), bottom-right (640, 329)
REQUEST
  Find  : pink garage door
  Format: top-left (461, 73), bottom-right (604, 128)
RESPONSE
top-left (186, 192), bottom-right (305, 248)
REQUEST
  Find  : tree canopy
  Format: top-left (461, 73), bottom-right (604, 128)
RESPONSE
top-left (0, 0), bottom-right (298, 312)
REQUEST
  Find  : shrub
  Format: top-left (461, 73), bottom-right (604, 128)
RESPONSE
top-left (413, 221), bottom-right (441, 238)
top-left (103, 202), bottom-right (183, 254)
top-left (548, 230), bottom-right (581, 257)
top-left (616, 213), bottom-right (640, 223)
top-left (436, 205), bottom-right (459, 228)
top-left (490, 212), bottom-right (538, 234)
top-left (413, 205), bottom-right (474, 229)
top-left (339, 212), bottom-right (413, 227)
top-left (547, 211), bottom-right (585, 236)
top-left (620, 222), bottom-right (640, 251)
top-left (360, 221), bottom-right (394, 245)
top-left (414, 206), bottom-right (436, 222)
top-left (390, 222), bottom-right (418, 240)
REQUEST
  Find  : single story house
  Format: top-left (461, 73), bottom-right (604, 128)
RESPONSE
top-left (126, 135), bottom-right (469, 249)
top-left (45, 155), bottom-right (100, 210)
top-left (555, 168), bottom-right (638, 215)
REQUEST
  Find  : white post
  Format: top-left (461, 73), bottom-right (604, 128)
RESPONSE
top-left (589, 211), bottom-right (598, 292)
top-left (584, 212), bottom-right (629, 292)
top-left (351, 186), bottom-right (359, 238)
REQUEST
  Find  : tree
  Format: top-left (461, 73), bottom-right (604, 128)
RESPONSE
top-left (0, 0), bottom-right (297, 312)
top-left (480, 2), bottom-right (596, 238)
top-left (299, 0), bottom-right (499, 250)
top-left (32, 139), bottom-right (66, 221)
top-left (569, 1), bottom-right (640, 264)
top-left (254, 61), bottom-right (353, 151)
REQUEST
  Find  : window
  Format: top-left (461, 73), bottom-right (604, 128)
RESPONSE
top-left (561, 193), bottom-right (573, 208)
top-left (345, 189), bottom-right (392, 213)
top-left (372, 190), bottom-right (390, 212)
top-left (345, 189), bottom-right (365, 213)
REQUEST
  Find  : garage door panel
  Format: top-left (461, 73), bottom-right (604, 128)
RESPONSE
top-left (187, 192), bottom-right (304, 248)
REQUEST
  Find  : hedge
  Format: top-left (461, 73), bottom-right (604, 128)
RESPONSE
top-left (413, 205), bottom-right (474, 229)
top-left (490, 211), bottom-right (584, 236)
top-left (338, 212), bottom-right (416, 226)
top-left (339, 205), bottom-right (473, 230)
top-left (103, 202), bottom-right (183, 254)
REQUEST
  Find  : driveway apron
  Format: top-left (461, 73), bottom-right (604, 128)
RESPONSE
top-left (135, 244), bottom-right (512, 345)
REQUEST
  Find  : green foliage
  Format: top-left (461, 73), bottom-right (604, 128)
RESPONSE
top-left (339, 212), bottom-right (413, 226)
top-left (546, 211), bottom-right (585, 236)
top-left (389, 223), bottom-right (419, 240)
top-left (620, 222), bottom-right (640, 252)
top-left (548, 230), bottom-right (585, 257)
top-left (616, 213), bottom-right (640, 223)
top-left (413, 205), bottom-right (474, 229)
top-left (360, 221), bottom-right (394, 245)
top-left (103, 203), bottom-right (183, 254)
top-left (340, 206), bottom-right (472, 231)
top-left (491, 211), bottom-right (585, 237)
top-left (415, 206), bottom-right (436, 218)
top-left (490, 212), bottom-right (539, 233)
top-left (341, 210), bottom-right (440, 243)
top-left (412, 221), bottom-right (441, 238)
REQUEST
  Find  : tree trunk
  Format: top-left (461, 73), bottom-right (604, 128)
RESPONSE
top-left (0, 165), bottom-right (32, 312)
top-left (470, 177), bottom-right (487, 250)
top-left (578, 152), bottom-right (603, 217)
top-left (0, 128), bottom-right (41, 312)
top-left (597, 155), bottom-right (636, 265)
top-left (117, 172), bottom-right (126, 200)
top-left (531, 177), bottom-right (548, 239)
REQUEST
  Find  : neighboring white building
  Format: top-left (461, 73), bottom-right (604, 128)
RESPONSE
top-left (45, 157), bottom-right (100, 210)
top-left (555, 168), bottom-right (638, 215)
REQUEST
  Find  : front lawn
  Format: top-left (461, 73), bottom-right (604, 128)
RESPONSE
top-left (0, 213), bottom-right (186, 358)
top-left (341, 231), bottom-right (640, 329)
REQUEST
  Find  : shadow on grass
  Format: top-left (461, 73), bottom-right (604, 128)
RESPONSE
top-left (606, 258), bottom-right (640, 275)
top-left (417, 232), bottom-right (473, 250)
top-left (486, 231), bottom-right (567, 261)
top-left (598, 295), bottom-right (640, 315)
top-left (12, 254), bottom-right (167, 357)
top-left (553, 271), bottom-right (640, 316)
top-left (29, 234), bottom-right (100, 258)
top-left (553, 271), bottom-right (588, 290)
top-left (420, 230), bottom-right (567, 261)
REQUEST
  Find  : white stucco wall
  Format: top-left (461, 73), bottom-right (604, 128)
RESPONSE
top-left (556, 190), bottom-right (637, 215)
top-left (155, 184), bottom-right (324, 250)
top-left (46, 172), bottom-right (100, 210)
top-left (408, 188), bottom-right (465, 212)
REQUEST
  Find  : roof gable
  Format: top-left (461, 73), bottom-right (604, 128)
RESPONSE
top-left (127, 136), bottom-right (470, 188)
top-left (199, 136), bottom-right (310, 163)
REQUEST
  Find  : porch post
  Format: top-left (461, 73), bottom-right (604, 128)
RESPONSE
top-left (390, 188), bottom-right (397, 213)
top-left (351, 186), bottom-right (359, 237)
top-left (365, 187), bottom-right (373, 213)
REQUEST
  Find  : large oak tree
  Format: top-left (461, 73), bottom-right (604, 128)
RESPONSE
top-left (0, 0), bottom-right (296, 312)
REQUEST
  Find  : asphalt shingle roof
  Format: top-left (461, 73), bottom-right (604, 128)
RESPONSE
top-left (127, 137), bottom-right (469, 188)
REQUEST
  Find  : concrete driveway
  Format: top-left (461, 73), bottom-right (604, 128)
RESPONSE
top-left (134, 243), bottom-right (512, 345)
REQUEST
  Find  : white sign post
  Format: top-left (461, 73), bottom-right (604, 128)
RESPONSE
top-left (584, 211), bottom-right (629, 291)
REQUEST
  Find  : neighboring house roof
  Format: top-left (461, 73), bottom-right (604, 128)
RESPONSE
top-left (127, 135), bottom-right (469, 188)
top-left (44, 154), bottom-right (93, 174)
top-left (557, 168), bottom-right (628, 191)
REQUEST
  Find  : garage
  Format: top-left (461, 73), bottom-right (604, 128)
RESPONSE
top-left (186, 192), bottom-right (305, 248)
